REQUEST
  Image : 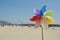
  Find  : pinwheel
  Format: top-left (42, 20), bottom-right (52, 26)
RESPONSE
top-left (29, 5), bottom-right (55, 27)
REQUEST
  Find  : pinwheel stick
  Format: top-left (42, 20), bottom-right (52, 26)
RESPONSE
top-left (40, 25), bottom-right (44, 40)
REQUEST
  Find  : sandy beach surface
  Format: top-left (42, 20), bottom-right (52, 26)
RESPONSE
top-left (0, 25), bottom-right (60, 40)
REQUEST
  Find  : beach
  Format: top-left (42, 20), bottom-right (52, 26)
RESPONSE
top-left (0, 25), bottom-right (60, 40)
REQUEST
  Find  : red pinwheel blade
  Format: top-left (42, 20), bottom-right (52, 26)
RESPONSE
top-left (29, 16), bottom-right (41, 22)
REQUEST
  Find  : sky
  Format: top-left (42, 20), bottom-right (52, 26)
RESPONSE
top-left (0, 0), bottom-right (60, 24)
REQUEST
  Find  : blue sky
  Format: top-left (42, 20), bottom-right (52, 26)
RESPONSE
top-left (0, 0), bottom-right (60, 24)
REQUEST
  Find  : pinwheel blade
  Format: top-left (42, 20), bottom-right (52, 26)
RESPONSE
top-left (43, 16), bottom-right (55, 24)
top-left (44, 10), bottom-right (54, 16)
top-left (33, 9), bottom-right (41, 16)
top-left (29, 16), bottom-right (41, 22)
top-left (40, 5), bottom-right (47, 16)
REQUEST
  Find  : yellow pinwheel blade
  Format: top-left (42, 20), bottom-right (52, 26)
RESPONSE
top-left (42, 16), bottom-right (55, 24)
top-left (45, 16), bottom-right (55, 23)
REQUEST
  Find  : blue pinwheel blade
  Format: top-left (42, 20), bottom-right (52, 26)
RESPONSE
top-left (41, 5), bottom-right (46, 13)
top-left (40, 5), bottom-right (47, 16)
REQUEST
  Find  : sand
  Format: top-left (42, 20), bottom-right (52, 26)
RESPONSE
top-left (0, 25), bottom-right (60, 40)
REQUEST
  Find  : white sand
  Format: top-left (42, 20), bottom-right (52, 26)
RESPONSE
top-left (0, 25), bottom-right (60, 40)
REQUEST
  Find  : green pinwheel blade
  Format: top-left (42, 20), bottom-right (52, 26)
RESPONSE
top-left (44, 10), bottom-right (54, 16)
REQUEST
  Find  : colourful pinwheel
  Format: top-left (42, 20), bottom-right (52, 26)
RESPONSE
top-left (29, 5), bottom-right (55, 27)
